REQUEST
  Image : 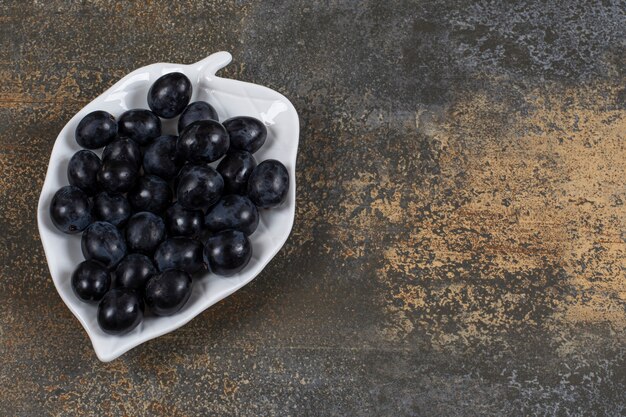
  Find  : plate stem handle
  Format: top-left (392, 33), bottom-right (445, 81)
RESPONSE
top-left (196, 52), bottom-right (232, 82)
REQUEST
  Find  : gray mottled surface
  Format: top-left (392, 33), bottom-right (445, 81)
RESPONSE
top-left (1, 1), bottom-right (625, 416)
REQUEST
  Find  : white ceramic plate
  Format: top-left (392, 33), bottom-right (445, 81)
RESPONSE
top-left (37, 52), bottom-right (299, 362)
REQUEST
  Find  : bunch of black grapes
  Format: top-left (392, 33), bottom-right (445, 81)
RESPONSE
top-left (50, 72), bottom-right (289, 335)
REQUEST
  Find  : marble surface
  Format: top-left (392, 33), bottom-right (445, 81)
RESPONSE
top-left (1, 1), bottom-right (624, 415)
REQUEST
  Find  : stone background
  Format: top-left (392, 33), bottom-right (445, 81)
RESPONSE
top-left (1, 1), bottom-right (624, 416)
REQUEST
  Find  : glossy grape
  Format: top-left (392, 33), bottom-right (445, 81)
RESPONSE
top-left (144, 269), bottom-right (192, 316)
top-left (165, 203), bottom-right (204, 237)
top-left (117, 109), bottom-right (161, 146)
top-left (81, 221), bottom-right (127, 269)
top-left (125, 212), bottom-right (166, 255)
top-left (49, 185), bottom-right (92, 234)
top-left (153, 237), bottom-right (206, 274)
top-left (204, 230), bottom-right (252, 276)
top-left (114, 253), bottom-right (156, 291)
top-left (178, 101), bottom-right (218, 134)
top-left (93, 192), bottom-right (131, 227)
top-left (176, 165), bottom-right (223, 210)
top-left (97, 159), bottom-right (138, 194)
top-left (142, 135), bottom-right (181, 180)
top-left (67, 150), bottom-right (101, 195)
top-left (247, 159), bottom-right (289, 208)
top-left (147, 72), bottom-right (192, 119)
top-left (205, 194), bottom-right (259, 236)
top-left (176, 120), bottom-right (229, 163)
top-left (128, 175), bottom-right (172, 214)
top-left (223, 116), bottom-right (267, 153)
top-left (75, 110), bottom-right (117, 149)
top-left (216, 150), bottom-right (257, 195)
top-left (97, 288), bottom-right (143, 335)
top-left (102, 138), bottom-right (142, 167)
top-left (71, 260), bottom-right (111, 302)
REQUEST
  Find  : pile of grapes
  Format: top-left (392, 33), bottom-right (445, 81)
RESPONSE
top-left (49, 72), bottom-right (289, 335)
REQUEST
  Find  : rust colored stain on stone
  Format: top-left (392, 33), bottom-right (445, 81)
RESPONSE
top-left (1, 0), bottom-right (625, 416)
top-left (377, 82), bottom-right (626, 346)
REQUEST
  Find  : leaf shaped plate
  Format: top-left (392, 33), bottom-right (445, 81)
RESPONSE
top-left (37, 52), bottom-right (299, 361)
